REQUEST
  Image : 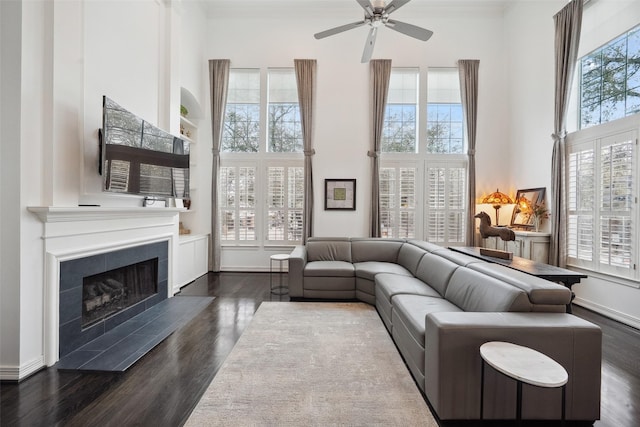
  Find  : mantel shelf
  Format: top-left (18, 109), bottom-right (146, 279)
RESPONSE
top-left (28, 206), bottom-right (186, 223)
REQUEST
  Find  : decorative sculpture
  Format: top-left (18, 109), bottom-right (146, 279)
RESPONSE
top-left (475, 211), bottom-right (515, 241)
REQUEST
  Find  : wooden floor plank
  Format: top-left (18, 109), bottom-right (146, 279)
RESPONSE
top-left (1, 272), bottom-right (638, 426)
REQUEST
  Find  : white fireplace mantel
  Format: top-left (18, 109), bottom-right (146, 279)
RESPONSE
top-left (28, 206), bottom-right (185, 223)
top-left (28, 205), bottom-right (183, 367)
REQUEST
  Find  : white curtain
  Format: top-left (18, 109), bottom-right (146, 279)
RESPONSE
top-left (550, 0), bottom-right (582, 267)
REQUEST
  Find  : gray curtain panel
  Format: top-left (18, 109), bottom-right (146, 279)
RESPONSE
top-left (458, 59), bottom-right (480, 247)
top-left (208, 59), bottom-right (230, 272)
top-left (294, 59), bottom-right (317, 244)
top-left (550, 0), bottom-right (582, 267)
top-left (368, 59), bottom-right (392, 237)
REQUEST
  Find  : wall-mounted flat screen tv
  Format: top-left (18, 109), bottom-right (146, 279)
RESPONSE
top-left (100, 96), bottom-right (189, 198)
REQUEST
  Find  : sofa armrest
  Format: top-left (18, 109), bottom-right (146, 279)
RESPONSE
top-left (424, 312), bottom-right (601, 421)
top-left (288, 245), bottom-right (307, 298)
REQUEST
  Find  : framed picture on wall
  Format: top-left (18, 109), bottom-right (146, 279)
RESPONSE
top-left (325, 179), bottom-right (356, 210)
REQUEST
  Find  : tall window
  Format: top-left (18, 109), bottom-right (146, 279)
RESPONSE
top-left (567, 125), bottom-right (638, 280)
top-left (268, 69), bottom-right (303, 153)
top-left (221, 68), bottom-right (304, 246)
top-left (425, 68), bottom-right (467, 245)
top-left (427, 68), bottom-right (464, 154)
top-left (579, 25), bottom-right (640, 129)
top-left (379, 67), bottom-right (468, 245)
top-left (223, 69), bottom-right (260, 152)
top-left (382, 69), bottom-right (418, 153)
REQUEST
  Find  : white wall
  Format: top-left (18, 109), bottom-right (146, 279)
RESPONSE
top-left (506, 0), bottom-right (640, 328)
top-left (504, 0), bottom-right (563, 207)
top-left (206, 3), bottom-right (512, 268)
top-left (178, 1), bottom-right (211, 236)
top-left (0, 0), bottom-right (195, 380)
top-left (0, 0), bottom-right (24, 378)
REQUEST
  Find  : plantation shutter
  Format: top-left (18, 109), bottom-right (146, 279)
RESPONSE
top-left (267, 165), bottom-right (304, 242)
top-left (567, 129), bottom-right (637, 279)
top-left (219, 165), bottom-right (257, 242)
top-left (567, 143), bottom-right (595, 263)
top-left (426, 163), bottom-right (466, 245)
top-left (599, 135), bottom-right (634, 274)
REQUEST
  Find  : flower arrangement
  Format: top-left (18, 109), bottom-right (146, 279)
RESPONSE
top-left (530, 202), bottom-right (549, 231)
top-left (531, 202), bottom-right (549, 219)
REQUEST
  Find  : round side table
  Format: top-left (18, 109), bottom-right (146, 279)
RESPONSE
top-left (480, 341), bottom-right (568, 426)
top-left (270, 254), bottom-right (289, 295)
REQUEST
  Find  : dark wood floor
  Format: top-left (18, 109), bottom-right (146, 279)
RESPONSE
top-left (1, 272), bottom-right (639, 426)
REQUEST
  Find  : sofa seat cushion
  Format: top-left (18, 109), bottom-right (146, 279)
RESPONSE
top-left (376, 273), bottom-right (441, 303)
top-left (392, 294), bottom-right (462, 347)
top-left (354, 261), bottom-right (412, 281)
top-left (304, 260), bottom-right (354, 277)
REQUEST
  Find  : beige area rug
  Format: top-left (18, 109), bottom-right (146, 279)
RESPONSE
top-left (185, 302), bottom-right (438, 426)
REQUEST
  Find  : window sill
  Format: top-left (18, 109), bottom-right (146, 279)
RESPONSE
top-left (566, 264), bottom-right (640, 289)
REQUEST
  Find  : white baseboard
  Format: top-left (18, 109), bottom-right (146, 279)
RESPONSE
top-left (573, 297), bottom-right (640, 330)
top-left (0, 356), bottom-right (45, 381)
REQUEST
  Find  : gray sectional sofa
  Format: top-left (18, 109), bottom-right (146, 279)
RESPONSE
top-left (288, 237), bottom-right (602, 422)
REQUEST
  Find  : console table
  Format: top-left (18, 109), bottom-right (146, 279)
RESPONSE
top-left (450, 246), bottom-right (587, 313)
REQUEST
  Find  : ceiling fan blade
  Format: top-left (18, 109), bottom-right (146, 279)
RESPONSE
top-left (355, 0), bottom-right (374, 17)
top-left (314, 20), bottom-right (367, 39)
top-left (361, 27), bottom-right (378, 63)
top-left (383, 0), bottom-right (412, 15)
top-left (385, 19), bottom-right (433, 41)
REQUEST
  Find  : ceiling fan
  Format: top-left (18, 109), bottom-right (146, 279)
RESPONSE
top-left (314, 0), bottom-right (433, 63)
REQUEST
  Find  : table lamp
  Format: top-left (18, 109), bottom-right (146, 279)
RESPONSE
top-left (482, 188), bottom-right (513, 226)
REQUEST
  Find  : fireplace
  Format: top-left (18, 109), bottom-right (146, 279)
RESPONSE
top-left (59, 241), bottom-right (168, 358)
top-left (82, 258), bottom-right (158, 328)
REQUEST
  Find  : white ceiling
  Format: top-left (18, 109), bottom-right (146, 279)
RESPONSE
top-left (194, 0), bottom-right (513, 17)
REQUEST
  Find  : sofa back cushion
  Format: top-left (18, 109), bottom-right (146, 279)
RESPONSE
top-left (415, 253), bottom-right (459, 297)
top-left (397, 243), bottom-right (428, 275)
top-left (406, 240), bottom-right (443, 253)
top-left (351, 238), bottom-right (404, 263)
top-left (445, 268), bottom-right (532, 312)
top-left (306, 237), bottom-right (352, 262)
top-left (468, 263), bottom-right (571, 307)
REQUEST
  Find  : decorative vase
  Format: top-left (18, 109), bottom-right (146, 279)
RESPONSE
top-left (533, 216), bottom-right (540, 232)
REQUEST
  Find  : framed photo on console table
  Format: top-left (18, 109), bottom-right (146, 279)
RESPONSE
top-left (510, 187), bottom-right (546, 228)
top-left (325, 179), bottom-right (356, 210)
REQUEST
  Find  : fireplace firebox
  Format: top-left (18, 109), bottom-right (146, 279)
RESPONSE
top-left (59, 241), bottom-right (168, 358)
top-left (82, 258), bottom-right (158, 328)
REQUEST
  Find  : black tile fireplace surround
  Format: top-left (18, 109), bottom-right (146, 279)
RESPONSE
top-left (59, 241), bottom-right (168, 358)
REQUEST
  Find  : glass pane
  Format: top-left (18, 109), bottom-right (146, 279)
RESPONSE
top-left (579, 24), bottom-right (640, 129)
top-left (222, 104), bottom-right (260, 152)
top-left (427, 104), bottom-right (464, 154)
top-left (382, 104), bottom-right (416, 152)
top-left (268, 103), bottom-right (303, 152)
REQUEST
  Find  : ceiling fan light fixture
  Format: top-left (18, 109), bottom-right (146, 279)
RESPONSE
top-left (314, 0), bottom-right (433, 63)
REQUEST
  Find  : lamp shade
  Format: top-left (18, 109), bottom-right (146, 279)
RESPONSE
top-left (481, 189), bottom-right (513, 226)
top-left (482, 189), bottom-right (513, 207)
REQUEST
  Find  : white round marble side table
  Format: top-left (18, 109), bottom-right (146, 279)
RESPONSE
top-left (480, 341), bottom-right (568, 426)
top-left (269, 254), bottom-right (289, 295)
